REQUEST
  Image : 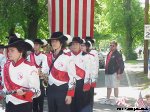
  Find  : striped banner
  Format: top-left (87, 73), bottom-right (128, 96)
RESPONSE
top-left (48, 0), bottom-right (95, 38)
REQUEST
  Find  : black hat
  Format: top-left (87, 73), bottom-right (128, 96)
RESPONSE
top-left (72, 37), bottom-right (83, 44)
top-left (33, 39), bottom-right (44, 45)
top-left (5, 38), bottom-right (33, 52)
top-left (48, 31), bottom-right (68, 43)
top-left (85, 36), bottom-right (94, 44)
top-left (6, 34), bottom-right (18, 39)
top-left (0, 44), bottom-right (5, 49)
top-left (8, 38), bottom-right (22, 44)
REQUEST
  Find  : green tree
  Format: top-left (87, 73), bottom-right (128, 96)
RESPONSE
top-left (104, 0), bottom-right (144, 60)
top-left (0, 0), bottom-right (49, 40)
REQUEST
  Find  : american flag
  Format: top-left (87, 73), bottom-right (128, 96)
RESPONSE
top-left (48, 0), bottom-right (95, 38)
top-left (116, 97), bottom-right (131, 107)
top-left (135, 92), bottom-right (146, 110)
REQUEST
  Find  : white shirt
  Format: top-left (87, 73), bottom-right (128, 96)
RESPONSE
top-left (2, 59), bottom-right (40, 105)
top-left (71, 51), bottom-right (90, 84)
top-left (0, 53), bottom-right (6, 72)
top-left (48, 52), bottom-right (76, 90)
top-left (27, 52), bottom-right (49, 74)
top-left (90, 49), bottom-right (99, 78)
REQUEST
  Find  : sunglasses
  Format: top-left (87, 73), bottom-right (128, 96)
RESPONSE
top-left (110, 45), bottom-right (115, 47)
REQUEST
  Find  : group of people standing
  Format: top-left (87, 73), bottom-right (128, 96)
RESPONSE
top-left (0, 31), bottom-right (99, 112)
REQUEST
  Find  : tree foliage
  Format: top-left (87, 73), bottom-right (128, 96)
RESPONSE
top-left (0, 0), bottom-right (145, 60)
top-left (0, 0), bottom-right (49, 42)
top-left (95, 0), bottom-right (144, 60)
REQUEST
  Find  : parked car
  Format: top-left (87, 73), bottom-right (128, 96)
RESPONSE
top-left (98, 52), bottom-right (105, 69)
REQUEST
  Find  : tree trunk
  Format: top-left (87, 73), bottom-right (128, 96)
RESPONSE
top-left (123, 0), bottom-right (135, 60)
top-left (26, 0), bottom-right (39, 39)
top-left (8, 26), bottom-right (15, 35)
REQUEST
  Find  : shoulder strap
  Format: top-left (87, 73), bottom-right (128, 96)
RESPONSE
top-left (49, 50), bottom-right (63, 73)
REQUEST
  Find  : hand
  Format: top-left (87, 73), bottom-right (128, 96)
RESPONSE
top-left (16, 89), bottom-right (26, 96)
top-left (116, 74), bottom-right (122, 80)
top-left (65, 96), bottom-right (72, 105)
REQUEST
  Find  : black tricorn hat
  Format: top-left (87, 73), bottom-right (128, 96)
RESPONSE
top-left (5, 38), bottom-right (33, 51)
top-left (85, 36), bottom-right (94, 44)
top-left (0, 44), bottom-right (5, 49)
top-left (72, 37), bottom-right (83, 44)
top-left (47, 31), bottom-right (68, 43)
top-left (6, 33), bottom-right (18, 39)
top-left (33, 39), bottom-right (44, 45)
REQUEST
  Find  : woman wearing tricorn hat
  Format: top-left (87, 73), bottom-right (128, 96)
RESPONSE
top-left (2, 38), bottom-right (40, 112)
top-left (70, 37), bottom-right (91, 112)
top-left (80, 39), bottom-right (97, 112)
top-left (46, 31), bottom-right (76, 112)
top-left (85, 36), bottom-right (99, 111)
top-left (27, 38), bottom-right (49, 112)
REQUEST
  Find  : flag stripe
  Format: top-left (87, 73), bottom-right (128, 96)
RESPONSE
top-left (70, 0), bottom-right (75, 36)
top-left (59, 0), bottom-right (63, 32)
top-left (74, 0), bottom-right (79, 37)
top-left (86, 0), bottom-right (91, 37)
top-left (78, 0), bottom-right (83, 38)
top-left (90, 0), bottom-right (95, 38)
top-left (82, 0), bottom-right (87, 39)
top-left (63, 0), bottom-right (67, 34)
top-left (51, 0), bottom-right (56, 33)
top-left (48, 0), bottom-right (95, 38)
top-left (67, 0), bottom-right (71, 35)
top-left (55, 0), bottom-right (60, 31)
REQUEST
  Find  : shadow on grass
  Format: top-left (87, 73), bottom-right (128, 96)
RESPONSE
top-left (132, 72), bottom-right (150, 90)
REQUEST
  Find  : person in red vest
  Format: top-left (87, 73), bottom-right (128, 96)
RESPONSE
top-left (85, 37), bottom-right (99, 111)
top-left (27, 38), bottom-right (49, 112)
top-left (80, 39), bottom-right (97, 112)
top-left (46, 31), bottom-right (76, 112)
top-left (104, 41), bottom-right (124, 105)
top-left (70, 37), bottom-right (91, 112)
top-left (3, 38), bottom-right (40, 112)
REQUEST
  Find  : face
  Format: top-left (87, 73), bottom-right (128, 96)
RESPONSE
top-left (34, 43), bottom-right (41, 51)
top-left (51, 39), bottom-right (61, 50)
top-left (42, 45), bottom-right (48, 52)
top-left (0, 48), bottom-right (4, 53)
top-left (80, 44), bottom-right (86, 52)
top-left (147, 98), bottom-right (150, 104)
top-left (71, 42), bottom-right (80, 52)
top-left (109, 43), bottom-right (117, 51)
top-left (8, 47), bottom-right (22, 62)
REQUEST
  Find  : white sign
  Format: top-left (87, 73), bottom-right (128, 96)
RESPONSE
top-left (144, 25), bottom-right (150, 40)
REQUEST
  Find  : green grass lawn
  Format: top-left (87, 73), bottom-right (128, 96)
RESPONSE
top-left (135, 72), bottom-right (150, 90)
top-left (125, 60), bottom-right (139, 64)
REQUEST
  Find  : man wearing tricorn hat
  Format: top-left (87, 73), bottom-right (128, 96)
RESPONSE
top-left (46, 31), bottom-right (76, 112)
top-left (2, 38), bottom-right (40, 112)
top-left (27, 38), bottom-right (49, 112)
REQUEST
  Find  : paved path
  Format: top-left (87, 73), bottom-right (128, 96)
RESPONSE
top-left (93, 61), bottom-right (147, 112)
top-left (0, 60), bottom-right (148, 112)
